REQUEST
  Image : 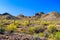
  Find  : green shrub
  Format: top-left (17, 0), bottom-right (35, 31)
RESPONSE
top-left (6, 23), bottom-right (17, 33)
top-left (21, 20), bottom-right (30, 26)
top-left (47, 24), bottom-right (56, 33)
top-left (0, 27), bottom-right (5, 34)
top-left (33, 33), bottom-right (45, 40)
top-left (55, 32), bottom-right (60, 40)
top-left (38, 33), bottom-right (45, 37)
top-left (26, 26), bottom-right (44, 34)
top-left (48, 34), bottom-right (56, 40)
top-left (26, 27), bottom-right (35, 34)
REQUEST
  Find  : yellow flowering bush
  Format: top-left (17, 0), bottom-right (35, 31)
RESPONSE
top-left (6, 23), bottom-right (17, 33)
top-left (21, 20), bottom-right (30, 26)
top-left (47, 24), bottom-right (56, 33)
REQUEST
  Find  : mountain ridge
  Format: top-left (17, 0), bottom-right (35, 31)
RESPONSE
top-left (0, 12), bottom-right (60, 20)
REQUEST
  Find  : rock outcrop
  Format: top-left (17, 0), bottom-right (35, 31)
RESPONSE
top-left (0, 13), bottom-right (18, 20)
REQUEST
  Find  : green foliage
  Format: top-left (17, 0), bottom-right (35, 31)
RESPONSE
top-left (0, 22), bottom-right (5, 34)
top-left (47, 24), bottom-right (56, 33)
top-left (33, 33), bottom-right (45, 39)
top-left (38, 33), bottom-right (45, 37)
top-left (6, 23), bottom-right (17, 33)
top-left (0, 27), bottom-right (5, 34)
top-left (20, 20), bottom-right (30, 26)
top-left (48, 38), bottom-right (56, 40)
top-left (55, 32), bottom-right (60, 40)
top-left (25, 26), bottom-right (44, 34)
top-left (26, 27), bottom-right (35, 34)
top-left (48, 34), bottom-right (56, 40)
top-left (40, 21), bottom-right (51, 25)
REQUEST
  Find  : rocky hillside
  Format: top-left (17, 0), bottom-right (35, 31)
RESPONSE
top-left (0, 13), bottom-right (17, 20)
top-left (0, 12), bottom-right (60, 20)
top-left (0, 12), bottom-right (60, 40)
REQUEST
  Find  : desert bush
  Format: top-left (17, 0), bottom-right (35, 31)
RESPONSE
top-left (6, 23), bottom-right (17, 33)
top-left (33, 33), bottom-right (45, 40)
top-left (48, 34), bottom-right (56, 40)
top-left (48, 34), bottom-right (55, 38)
top-left (33, 33), bottom-right (39, 38)
top-left (26, 27), bottom-right (35, 34)
top-left (48, 38), bottom-right (56, 40)
top-left (14, 20), bottom-right (19, 24)
top-left (0, 27), bottom-right (5, 34)
top-left (21, 20), bottom-right (30, 26)
top-left (55, 32), bottom-right (60, 40)
top-left (40, 21), bottom-right (50, 25)
top-left (47, 24), bottom-right (56, 33)
top-left (0, 24), bottom-right (5, 34)
top-left (0, 19), bottom-right (7, 23)
top-left (34, 26), bottom-right (45, 33)
top-left (26, 26), bottom-right (44, 34)
top-left (13, 20), bottom-right (19, 26)
top-left (38, 33), bottom-right (45, 37)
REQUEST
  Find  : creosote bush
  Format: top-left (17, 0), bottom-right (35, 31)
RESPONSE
top-left (25, 26), bottom-right (44, 34)
top-left (47, 24), bottom-right (56, 33)
top-left (55, 32), bottom-right (60, 40)
top-left (6, 23), bottom-right (17, 33)
top-left (0, 27), bottom-right (5, 34)
top-left (26, 27), bottom-right (35, 34)
top-left (33, 33), bottom-right (45, 40)
top-left (0, 23), bottom-right (5, 34)
top-left (20, 20), bottom-right (30, 26)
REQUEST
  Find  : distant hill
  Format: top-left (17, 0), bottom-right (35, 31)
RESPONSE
top-left (0, 13), bottom-right (18, 20)
top-left (0, 12), bottom-right (60, 20)
top-left (0, 12), bottom-right (60, 21)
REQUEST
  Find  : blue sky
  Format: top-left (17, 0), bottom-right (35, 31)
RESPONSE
top-left (0, 0), bottom-right (60, 16)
